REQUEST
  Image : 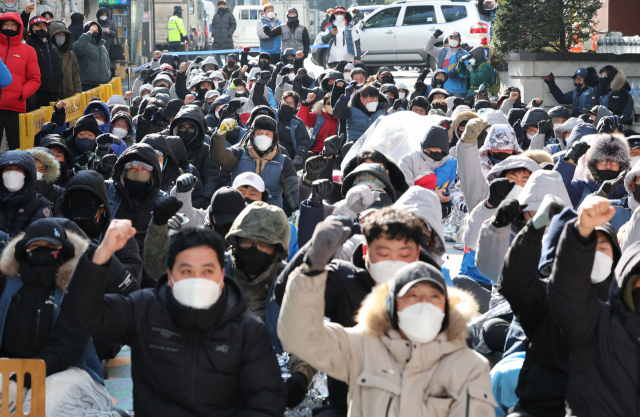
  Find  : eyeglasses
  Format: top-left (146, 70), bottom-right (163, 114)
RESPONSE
top-left (596, 160), bottom-right (620, 167)
top-left (282, 101), bottom-right (296, 108)
top-left (238, 238), bottom-right (274, 253)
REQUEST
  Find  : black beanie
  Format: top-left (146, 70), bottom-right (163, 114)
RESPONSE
top-left (253, 115), bottom-right (277, 135)
top-left (248, 105), bottom-right (277, 125)
top-left (71, 12), bottom-right (84, 23)
top-left (410, 96), bottom-right (430, 112)
top-left (227, 53), bottom-right (238, 63)
top-left (71, 115), bottom-right (102, 138)
top-left (259, 52), bottom-right (270, 61)
top-left (421, 126), bottom-right (449, 153)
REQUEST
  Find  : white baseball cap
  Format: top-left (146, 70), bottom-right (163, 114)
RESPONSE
top-left (232, 172), bottom-right (265, 193)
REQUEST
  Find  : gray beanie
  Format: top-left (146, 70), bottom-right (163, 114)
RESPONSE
top-left (421, 125), bottom-right (450, 153)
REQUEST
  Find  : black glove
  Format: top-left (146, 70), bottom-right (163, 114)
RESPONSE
top-left (543, 72), bottom-right (555, 86)
top-left (596, 170), bottom-right (627, 197)
top-left (322, 135), bottom-right (341, 158)
top-left (537, 120), bottom-right (553, 137)
top-left (564, 141), bottom-right (590, 164)
top-left (74, 152), bottom-right (99, 171)
top-left (597, 115), bottom-right (622, 134)
top-left (513, 119), bottom-right (524, 141)
top-left (393, 99), bottom-right (402, 111)
top-left (262, 24), bottom-right (271, 34)
top-left (229, 99), bottom-right (244, 111)
top-left (176, 173), bottom-right (197, 193)
top-left (151, 108), bottom-right (164, 126)
top-left (153, 195), bottom-right (183, 225)
top-left (143, 104), bottom-right (157, 121)
top-left (96, 133), bottom-right (118, 149)
top-left (453, 97), bottom-right (465, 107)
top-left (492, 199), bottom-right (528, 228)
top-left (285, 372), bottom-right (308, 409)
top-left (310, 179), bottom-right (334, 203)
top-left (304, 155), bottom-right (329, 182)
top-left (417, 68), bottom-right (430, 82)
top-left (101, 154), bottom-right (117, 171)
top-left (345, 80), bottom-right (358, 97)
top-left (292, 155), bottom-right (304, 170)
top-left (304, 221), bottom-right (352, 271)
top-left (335, 61), bottom-right (348, 72)
top-left (414, 81), bottom-right (426, 94)
top-left (433, 29), bottom-right (443, 38)
top-left (487, 178), bottom-right (515, 208)
top-left (279, 66), bottom-right (289, 76)
top-left (296, 68), bottom-right (307, 79)
top-left (257, 70), bottom-right (271, 85)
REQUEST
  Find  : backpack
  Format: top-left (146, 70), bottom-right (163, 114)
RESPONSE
top-left (478, 61), bottom-right (501, 95)
top-left (109, 41), bottom-right (125, 61)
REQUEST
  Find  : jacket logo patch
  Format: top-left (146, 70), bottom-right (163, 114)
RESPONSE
top-left (12, 54), bottom-right (19, 58)
top-left (42, 208), bottom-right (51, 217)
top-left (215, 345), bottom-right (228, 353)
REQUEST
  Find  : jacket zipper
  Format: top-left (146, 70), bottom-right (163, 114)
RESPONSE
top-left (35, 309), bottom-right (41, 346)
top-left (385, 393), bottom-right (395, 417)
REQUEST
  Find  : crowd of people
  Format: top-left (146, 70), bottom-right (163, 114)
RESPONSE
top-left (0, 4), bottom-right (638, 417)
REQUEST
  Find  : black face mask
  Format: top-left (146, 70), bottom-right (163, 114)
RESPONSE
top-left (73, 216), bottom-right (102, 238)
top-left (176, 11), bottom-right (182, 18)
top-left (599, 76), bottom-right (612, 92)
top-left (287, 16), bottom-right (299, 24)
top-left (19, 247), bottom-right (69, 288)
top-left (283, 57), bottom-right (295, 66)
top-left (597, 168), bottom-right (619, 181)
top-left (279, 103), bottom-right (294, 117)
top-left (258, 60), bottom-right (270, 71)
top-left (35, 29), bottom-right (48, 38)
top-left (227, 60), bottom-right (236, 69)
top-left (491, 151), bottom-right (511, 161)
top-left (92, 32), bottom-right (99, 39)
top-left (1, 29), bottom-right (18, 38)
top-left (574, 81), bottom-right (584, 89)
top-left (432, 78), bottom-right (445, 88)
top-left (244, 197), bottom-right (257, 205)
top-left (178, 130), bottom-right (197, 146)
top-left (233, 246), bottom-right (275, 276)
top-left (426, 150), bottom-right (446, 162)
top-left (196, 87), bottom-right (208, 101)
top-left (632, 287), bottom-right (640, 314)
top-left (124, 177), bottom-right (150, 196)
top-left (380, 75), bottom-right (393, 84)
top-left (212, 222), bottom-right (232, 240)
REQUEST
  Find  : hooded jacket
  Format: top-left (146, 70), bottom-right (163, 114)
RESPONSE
top-left (39, 134), bottom-right (73, 187)
top-left (341, 156), bottom-right (408, 202)
top-left (165, 135), bottom-right (206, 208)
top-left (26, 23), bottom-right (63, 96)
top-left (341, 163), bottom-right (397, 202)
top-left (140, 134), bottom-right (181, 193)
top-left (95, 8), bottom-right (117, 58)
top-left (0, 13), bottom-right (41, 113)
top-left (212, 7), bottom-right (237, 50)
top-left (333, 89), bottom-right (389, 142)
top-left (599, 68), bottom-right (634, 125)
top-left (278, 265), bottom-right (495, 416)
top-left (26, 147), bottom-right (64, 217)
top-left (449, 110), bottom-right (479, 148)
top-left (399, 129), bottom-right (457, 193)
top-left (73, 21), bottom-right (111, 87)
top-left (0, 151), bottom-right (51, 243)
top-left (110, 111), bottom-right (134, 146)
top-left (168, 105), bottom-right (220, 209)
top-left (548, 219), bottom-right (640, 417)
top-left (48, 21), bottom-right (82, 98)
top-left (456, 48), bottom-right (493, 95)
top-left (68, 12), bottom-right (84, 43)
top-left (62, 245), bottom-right (287, 417)
top-left (546, 117), bottom-right (582, 154)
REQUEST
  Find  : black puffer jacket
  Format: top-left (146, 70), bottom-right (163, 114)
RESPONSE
top-left (168, 106), bottom-right (220, 209)
top-left (211, 7), bottom-right (236, 50)
top-left (68, 13), bottom-right (85, 43)
top-left (26, 30), bottom-right (63, 95)
top-left (96, 8), bottom-right (117, 60)
top-left (140, 134), bottom-right (181, 193)
top-left (64, 246), bottom-right (287, 417)
top-left (549, 219), bottom-right (640, 417)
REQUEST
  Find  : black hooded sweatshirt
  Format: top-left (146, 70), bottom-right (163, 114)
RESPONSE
top-left (140, 134), bottom-right (181, 193)
top-left (166, 136), bottom-right (207, 208)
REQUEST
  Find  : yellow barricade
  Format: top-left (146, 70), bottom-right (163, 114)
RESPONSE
top-left (18, 106), bottom-right (53, 150)
top-left (107, 77), bottom-right (122, 96)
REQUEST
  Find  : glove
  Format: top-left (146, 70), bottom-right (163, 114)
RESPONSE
top-left (595, 169), bottom-right (627, 197)
top-left (74, 152), bottom-right (99, 171)
top-left (100, 154), bottom-right (117, 171)
top-left (143, 104), bottom-right (157, 120)
top-left (392, 99), bottom-right (402, 111)
top-left (453, 97), bottom-right (465, 108)
top-left (296, 68), bottom-right (307, 79)
top-left (176, 173), bottom-right (198, 193)
top-left (257, 70), bottom-right (271, 85)
top-left (292, 154), bottom-right (304, 170)
top-left (492, 199), bottom-right (528, 228)
top-left (597, 115), bottom-right (622, 134)
top-left (322, 135), bottom-right (341, 157)
top-left (537, 120), bottom-right (553, 137)
top-left (345, 184), bottom-right (378, 216)
top-left (279, 66), bottom-right (289, 76)
top-left (417, 67), bottom-right (430, 82)
top-left (167, 214), bottom-right (184, 235)
top-left (285, 372), bottom-right (309, 409)
top-left (218, 118), bottom-right (238, 135)
top-left (564, 141), bottom-right (590, 164)
top-left (460, 119), bottom-right (488, 144)
top-left (242, 46), bottom-right (251, 54)
top-left (151, 108), bottom-right (165, 126)
top-left (96, 133), bottom-right (117, 149)
top-left (153, 195), bottom-right (183, 225)
top-left (229, 99), bottom-right (244, 111)
top-left (304, 155), bottom-right (329, 182)
top-left (303, 221), bottom-right (352, 271)
top-left (460, 53), bottom-right (472, 62)
top-left (345, 80), bottom-right (358, 97)
top-left (414, 81), bottom-right (426, 94)
top-left (262, 24), bottom-right (271, 34)
top-left (531, 195), bottom-right (565, 229)
top-left (310, 179), bottom-right (334, 203)
top-left (433, 29), bottom-right (443, 38)
top-left (543, 72), bottom-right (555, 86)
top-left (513, 119), bottom-right (524, 141)
top-left (487, 178), bottom-right (515, 208)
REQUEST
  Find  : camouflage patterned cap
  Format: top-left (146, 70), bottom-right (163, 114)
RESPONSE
top-left (226, 201), bottom-right (291, 260)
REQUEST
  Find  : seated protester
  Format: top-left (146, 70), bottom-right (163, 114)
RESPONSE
top-left (297, 92), bottom-right (338, 155)
top-left (63, 223), bottom-right (287, 416)
top-left (547, 196), bottom-right (640, 417)
top-left (202, 90), bottom-right (220, 116)
top-left (111, 104), bottom-right (130, 117)
top-left (106, 95), bottom-right (128, 112)
top-left (83, 99), bottom-right (127, 156)
top-left (449, 110), bottom-right (482, 150)
top-left (0, 218), bottom-right (124, 415)
top-left (409, 95), bottom-right (430, 116)
top-left (521, 148), bottom-right (553, 166)
top-left (169, 105), bottom-right (220, 209)
top-left (222, 53), bottom-right (240, 80)
top-left (110, 111), bottom-right (134, 146)
top-left (427, 87), bottom-right (450, 106)
top-left (546, 117), bottom-right (582, 155)
top-left (342, 150), bottom-right (409, 200)
top-left (333, 84), bottom-right (389, 143)
top-left (544, 67), bottom-right (599, 116)
top-left (140, 134), bottom-right (181, 194)
top-left (520, 107), bottom-right (552, 151)
top-left (399, 125), bottom-right (457, 216)
top-left (499, 87), bottom-right (525, 115)
top-left (619, 151), bottom-right (640, 251)
top-left (495, 200), bottom-right (618, 417)
top-left (279, 232), bottom-right (495, 416)
top-left (165, 135), bottom-right (206, 208)
top-left (430, 99), bottom-right (448, 115)
top-left (583, 104), bottom-right (614, 128)
top-left (349, 67), bottom-right (366, 86)
top-left (548, 105), bottom-right (570, 127)
top-left (26, 147), bottom-right (64, 217)
top-left (597, 65), bottom-right (634, 125)
top-left (204, 94), bottom-right (231, 129)
top-left (39, 134), bottom-right (74, 188)
top-left (395, 82), bottom-right (410, 109)
top-left (130, 83), bottom-right (153, 117)
top-left (456, 46), bottom-right (495, 97)
top-left (200, 56), bottom-right (220, 73)
top-left (0, 151), bottom-right (52, 244)
top-left (479, 108), bottom-right (509, 132)
top-left (276, 91), bottom-right (310, 169)
top-left (554, 133), bottom-right (630, 208)
top-left (412, 68), bottom-right (445, 100)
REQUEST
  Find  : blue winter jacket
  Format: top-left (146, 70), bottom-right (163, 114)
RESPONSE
top-left (83, 101), bottom-right (128, 156)
top-left (333, 89), bottom-right (389, 142)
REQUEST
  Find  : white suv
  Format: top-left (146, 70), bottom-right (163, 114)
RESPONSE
top-left (357, 0), bottom-right (490, 72)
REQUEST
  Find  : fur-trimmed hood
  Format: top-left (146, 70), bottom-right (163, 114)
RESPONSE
top-left (26, 147), bottom-right (60, 184)
top-left (610, 69), bottom-right (629, 93)
top-left (0, 228), bottom-right (90, 290)
top-left (585, 133), bottom-right (631, 183)
top-left (521, 149), bottom-right (553, 165)
top-left (356, 284), bottom-right (478, 345)
top-left (449, 110), bottom-right (479, 142)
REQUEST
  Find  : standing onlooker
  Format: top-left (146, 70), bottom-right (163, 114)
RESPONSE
top-left (0, 12), bottom-right (41, 150)
top-left (96, 7), bottom-right (117, 77)
top-left (320, 8), bottom-right (333, 30)
top-left (424, 30), bottom-right (468, 97)
top-left (49, 21), bottom-right (82, 98)
top-left (167, 6), bottom-right (187, 52)
top-left (597, 65), bottom-right (635, 126)
top-left (26, 16), bottom-right (63, 111)
top-left (351, 7), bottom-right (365, 24)
top-left (74, 21), bottom-right (111, 91)
top-left (211, 0), bottom-right (236, 67)
top-left (40, 10), bottom-right (54, 22)
top-left (68, 12), bottom-right (84, 42)
top-left (320, 6), bottom-right (361, 67)
top-left (257, 3), bottom-right (281, 64)
top-left (263, 8), bottom-right (310, 60)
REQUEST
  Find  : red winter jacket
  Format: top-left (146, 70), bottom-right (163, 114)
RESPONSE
top-left (0, 12), bottom-right (41, 113)
top-left (297, 101), bottom-right (338, 153)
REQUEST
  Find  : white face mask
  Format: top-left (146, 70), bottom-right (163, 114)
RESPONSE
top-left (399, 92), bottom-right (406, 100)
top-left (631, 155), bottom-right (639, 166)
top-left (3, 171), bottom-right (25, 192)
top-left (288, 73), bottom-right (295, 81)
top-left (397, 302), bottom-right (445, 343)
top-left (505, 184), bottom-right (524, 200)
top-left (253, 134), bottom-right (272, 151)
top-left (335, 15), bottom-right (345, 22)
top-left (365, 101), bottom-right (378, 112)
top-left (449, 39), bottom-right (459, 48)
top-left (99, 15), bottom-right (107, 21)
top-left (356, 82), bottom-right (365, 88)
top-left (469, 58), bottom-right (476, 65)
top-left (343, 73), bottom-right (351, 82)
top-left (267, 11), bottom-right (275, 19)
top-left (96, 119), bottom-right (105, 126)
top-left (526, 132), bottom-right (537, 141)
top-left (112, 127), bottom-right (128, 139)
top-left (171, 276), bottom-right (221, 309)
top-left (590, 251), bottom-right (613, 284)
top-left (366, 256), bottom-right (409, 284)
top-left (36, 172), bottom-right (43, 181)
top-left (55, 34), bottom-right (65, 46)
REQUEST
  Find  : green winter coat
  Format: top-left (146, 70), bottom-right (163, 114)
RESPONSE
top-left (457, 57), bottom-right (494, 96)
top-left (73, 21), bottom-right (111, 87)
